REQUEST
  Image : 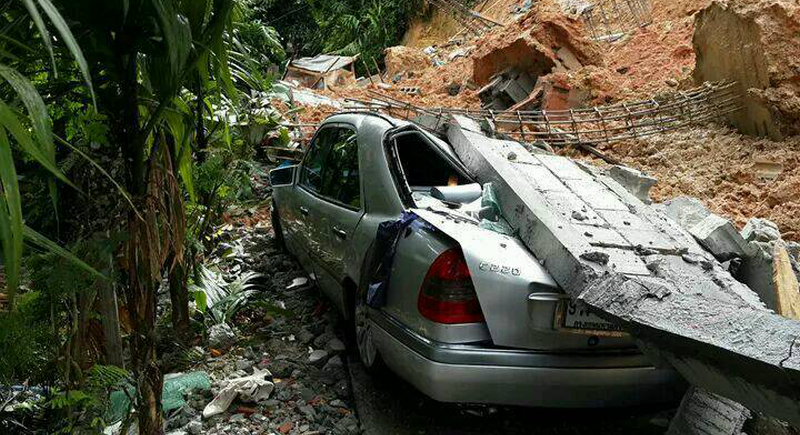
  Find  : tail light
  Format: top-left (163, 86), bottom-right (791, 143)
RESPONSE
top-left (418, 247), bottom-right (485, 324)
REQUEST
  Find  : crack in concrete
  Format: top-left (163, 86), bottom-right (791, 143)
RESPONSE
top-left (779, 335), bottom-right (798, 368)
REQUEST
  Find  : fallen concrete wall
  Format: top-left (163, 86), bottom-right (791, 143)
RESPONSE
top-left (447, 115), bottom-right (800, 425)
top-left (693, 0), bottom-right (800, 140)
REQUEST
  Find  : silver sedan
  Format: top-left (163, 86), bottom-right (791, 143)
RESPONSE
top-left (270, 111), bottom-right (685, 408)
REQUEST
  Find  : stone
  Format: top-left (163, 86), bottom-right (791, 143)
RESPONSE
top-left (298, 387), bottom-right (315, 402)
top-left (186, 420), bottom-right (202, 435)
top-left (235, 359), bottom-right (254, 372)
top-left (278, 421), bottom-right (294, 434)
top-left (662, 196), bottom-right (710, 231)
top-left (308, 350), bottom-right (329, 367)
top-left (298, 404), bottom-right (317, 422)
top-left (741, 217), bottom-right (782, 243)
top-left (313, 332), bottom-right (334, 349)
top-left (323, 356), bottom-right (344, 372)
top-left (208, 323), bottom-right (236, 350)
top-left (608, 165), bottom-right (658, 203)
top-left (297, 328), bottom-right (315, 345)
top-left (269, 360), bottom-right (293, 378)
top-left (325, 339), bottom-right (346, 354)
top-left (229, 414), bottom-right (246, 423)
top-left (689, 214), bottom-right (755, 260)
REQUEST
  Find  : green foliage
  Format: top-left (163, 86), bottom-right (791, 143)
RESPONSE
top-left (0, 292), bottom-right (55, 384)
top-left (46, 365), bottom-right (130, 434)
top-left (246, 0), bottom-right (420, 73)
top-left (191, 265), bottom-right (262, 325)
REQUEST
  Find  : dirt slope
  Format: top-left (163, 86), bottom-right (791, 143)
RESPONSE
top-left (282, 0), bottom-right (800, 240)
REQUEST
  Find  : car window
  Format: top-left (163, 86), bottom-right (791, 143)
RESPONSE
top-left (299, 127), bottom-right (338, 192)
top-left (320, 129), bottom-right (361, 208)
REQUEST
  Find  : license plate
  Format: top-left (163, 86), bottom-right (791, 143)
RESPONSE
top-left (558, 300), bottom-right (626, 336)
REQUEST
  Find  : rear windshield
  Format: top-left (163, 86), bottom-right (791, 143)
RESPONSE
top-left (394, 132), bottom-right (471, 189)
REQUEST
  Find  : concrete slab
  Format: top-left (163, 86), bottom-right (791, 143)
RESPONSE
top-left (690, 214), bottom-right (756, 260)
top-left (446, 115), bottom-right (800, 425)
top-left (608, 165), bottom-right (658, 203)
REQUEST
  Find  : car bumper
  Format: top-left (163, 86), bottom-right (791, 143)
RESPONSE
top-left (370, 312), bottom-right (687, 408)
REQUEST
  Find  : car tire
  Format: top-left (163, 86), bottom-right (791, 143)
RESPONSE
top-left (352, 288), bottom-right (388, 375)
top-left (270, 201), bottom-right (288, 253)
top-left (350, 244), bottom-right (388, 375)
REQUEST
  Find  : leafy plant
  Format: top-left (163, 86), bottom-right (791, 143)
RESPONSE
top-left (46, 365), bottom-right (130, 435)
top-left (0, 292), bottom-right (55, 385)
top-left (191, 265), bottom-right (262, 325)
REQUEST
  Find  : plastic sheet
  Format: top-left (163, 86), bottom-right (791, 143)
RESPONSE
top-left (107, 371), bottom-right (211, 423)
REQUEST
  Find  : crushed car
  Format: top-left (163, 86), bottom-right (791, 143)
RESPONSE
top-left (269, 112), bottom-right (686, 407)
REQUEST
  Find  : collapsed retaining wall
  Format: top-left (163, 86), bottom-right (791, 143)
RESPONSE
top-left (693, 0), bottom-right (800, 140)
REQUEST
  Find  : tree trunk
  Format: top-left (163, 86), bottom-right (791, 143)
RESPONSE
top-left (99, 278), bottom-right (124, 368)
top-left (168, 256), bottom-right (190, 340)
top-left (132, 328), bottom-right (163, 435)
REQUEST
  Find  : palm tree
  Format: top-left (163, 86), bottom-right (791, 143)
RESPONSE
top-left (2, 1), bottom-right (237, 433)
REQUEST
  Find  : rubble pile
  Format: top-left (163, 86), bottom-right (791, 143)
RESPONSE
top-left (156, 223), bottom-right (359, 435)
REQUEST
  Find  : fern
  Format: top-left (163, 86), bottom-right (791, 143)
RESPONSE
top-left (85, 365), bottom-right (129, 392)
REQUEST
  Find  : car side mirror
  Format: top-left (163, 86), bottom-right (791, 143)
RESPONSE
top-left (270, 165), bottom-right (297, 187)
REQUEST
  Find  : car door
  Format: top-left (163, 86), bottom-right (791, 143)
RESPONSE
top-left (291, 126), bottom-right (339, 272)
top-left (304, 125), bottom-right (364, 313)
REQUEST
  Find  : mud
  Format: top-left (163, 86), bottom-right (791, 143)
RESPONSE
top-left (560, 125), bottom-right (800, 242)
top-left (384, 46), bottom-right (431, 78)
top-left (693, 0), bottom-right (800, 140)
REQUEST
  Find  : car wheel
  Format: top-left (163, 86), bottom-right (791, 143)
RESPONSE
top-left (353, 289), bottom-right (387, 373)
top-left (270, 201), bottom-right (288, 252)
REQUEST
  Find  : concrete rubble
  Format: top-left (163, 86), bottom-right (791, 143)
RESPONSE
top-left (153, 224), bottom-right (359, 435)
top-left (742, 218), bottom-right (782, 243)
top-left (208, 323), bottom-right (237, 351)
top-left (607, 165), bottom-right (657, 204)
top-left (689, 213), bottom-right (755, 260)
top-left (446, 114), bottom-right (800, 426)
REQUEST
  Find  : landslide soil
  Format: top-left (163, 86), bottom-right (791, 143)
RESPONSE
top-left (280, 0), bottom-right (800, 240)
top-left (562, 125), bottom-right (800, 242)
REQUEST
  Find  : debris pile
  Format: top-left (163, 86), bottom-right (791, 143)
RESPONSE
top-left (151, 223), bottom-right (359, 435)
top-left (446, 115), bottom-right (800, 426)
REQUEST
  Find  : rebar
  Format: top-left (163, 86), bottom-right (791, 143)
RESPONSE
top-left (342, 81), bottom-right (742, 147)
top-left (427, 0), bottom-right (499, 36)
top-left (581, 0), bottom-right (652, 42)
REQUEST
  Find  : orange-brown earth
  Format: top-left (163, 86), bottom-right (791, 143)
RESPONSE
top-left (278, 0), bottom-right (800, 240)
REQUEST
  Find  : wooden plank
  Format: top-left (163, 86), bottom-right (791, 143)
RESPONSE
top-left (774, 244), bottom-right (800, 320)
top-left (446, 115), bottom-right (800, 425)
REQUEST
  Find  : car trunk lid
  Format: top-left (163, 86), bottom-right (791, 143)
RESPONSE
top-left (413, 206), bottom-right (636, 351)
